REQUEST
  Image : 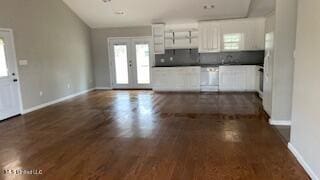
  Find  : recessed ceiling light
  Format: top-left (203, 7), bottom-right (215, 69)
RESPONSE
top-left (203, 5), bottom-right (215, 10)
top-left (115, 11), bottom-right (125, 15)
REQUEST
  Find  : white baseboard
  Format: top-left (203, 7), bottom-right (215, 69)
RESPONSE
top-left (95, 87), bottom-right (113, 90)
top-left (153, 88), bottom-right (200, 92)
top-left (269, 119), bottom-right (291, 126)
top-left (288, 143), bottom-right (319, 180)
top-left (22, 88), bottom-right (95, 114)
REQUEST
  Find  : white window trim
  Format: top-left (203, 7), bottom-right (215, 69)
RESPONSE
top-left (223, 33), bottom-right (244, 51)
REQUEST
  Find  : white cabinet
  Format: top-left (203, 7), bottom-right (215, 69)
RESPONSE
top-left (220, 18), bottom-right (265, 51)
top-left (219, 66), bottom-right (247, 91)
top-left (153, 18), bottom-right (265, 53)
top-left (219, 66), bottom-right (258, 91)
top-left (246, 66), bottom-right (259, 91)
top-left (198, 18), bottom-right (265, 53)
top-left (152, 24), bottom-right (165, 54)
top-left (198, 22), bottom-right (220, 53)
top-left (244, 18), bottom-right (265, 50)
top-left (152, 67), bottom-right (201, 91)
top-left (152, 66), bottom-right (260, 92)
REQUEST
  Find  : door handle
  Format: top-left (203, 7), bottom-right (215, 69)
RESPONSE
top-left (13, 79), bottom-right (18, 82)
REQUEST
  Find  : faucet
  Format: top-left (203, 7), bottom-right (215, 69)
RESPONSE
top-left (226, 55), bottom-right (233, 64)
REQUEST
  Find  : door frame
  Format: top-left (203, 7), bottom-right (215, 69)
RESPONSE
top-left (0, 28), bottom-right (23, 116)
top-left (131, 37), bottom-right (154, 89)
top-left (107, 36), bottom-right (154, 89)
top-left (108, 38), bottom-right (132, 89)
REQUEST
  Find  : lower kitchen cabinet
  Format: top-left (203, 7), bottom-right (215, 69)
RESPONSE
top-left (219, 65), bottom-right (259, 92)
top-left (152, 67), bottom-right (201, 91)
top-left (152, 65), bottom-right (260, 92)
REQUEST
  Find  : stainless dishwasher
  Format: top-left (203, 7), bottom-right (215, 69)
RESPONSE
top-left (200, 67), bottom-right (219, 92)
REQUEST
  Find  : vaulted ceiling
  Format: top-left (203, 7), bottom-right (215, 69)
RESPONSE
top-left (62, 0), bottom-right (275, 28)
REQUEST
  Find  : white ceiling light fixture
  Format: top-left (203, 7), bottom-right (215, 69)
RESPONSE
top-left (102, 0), bottom-right (126, 16)
top-left (203, 5), bottom-right (215, 10)
top-left (114, 10), bottom-right (125, 15)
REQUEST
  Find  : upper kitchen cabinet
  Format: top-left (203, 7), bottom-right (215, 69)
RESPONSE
top-left (220, 18), bottom-right (265, 51)
top-left (153, 18), bottom-right (265, 54)
top-left (152, 24), bottom-right (165, 54)
top-left (198, 21), bottom-right (221, 53)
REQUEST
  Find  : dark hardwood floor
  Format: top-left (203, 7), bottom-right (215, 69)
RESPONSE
top-left (0, 90), bottom-right (309, 180)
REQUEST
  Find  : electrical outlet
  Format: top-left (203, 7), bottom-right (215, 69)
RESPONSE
top-left (160, 59), bottom-right (165, 63)
top-left (67, 83), bottom-right (71, 89)
top-left (170, 57), bottom-right (174, 61)
top-left (39, 91), bottom-right (43, 97)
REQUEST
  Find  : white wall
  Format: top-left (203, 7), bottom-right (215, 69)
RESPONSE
top-left (271, 0), bottom-right (297, 122)
top-left (262, 0), bottom-right (297, 124)
top-left (290, 0), bottom-right (320, 179)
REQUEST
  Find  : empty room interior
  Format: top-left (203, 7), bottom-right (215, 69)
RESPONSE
top-left (0, 0), bottom-right (319, 179)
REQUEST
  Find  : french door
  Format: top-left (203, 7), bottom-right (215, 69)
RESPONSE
top-left (0, 29), bottom-right (22, 121)
top-left (109, 37), bottom-right (153, 89)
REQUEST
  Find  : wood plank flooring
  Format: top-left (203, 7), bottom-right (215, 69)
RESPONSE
top-left (0, 90), bottom-right (309, 180)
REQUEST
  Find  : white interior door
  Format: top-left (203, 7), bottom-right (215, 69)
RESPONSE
top-left (109, 37), bottom-right (153, 89)
top-left (0, 30), bottom-right (22, 121)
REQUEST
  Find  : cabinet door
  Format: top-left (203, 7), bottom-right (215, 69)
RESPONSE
top-left (234, 70), bottom-right (247, 91)
top-left (219, 67), bottom-right (247, 91)
top-left (152, 69), bottom-right (172, 90)
top-left (152, 69), bottom-right (163, 89)
top-left (244, 19), bottom-right (265, 50)
top-left (152, 68), bottom-right (200, 91)
top-left (152, 24), bottom-right (165, 54)
top-left (199, 23), bottom-right (208, 52)
top-left (186, 68), bottom-right (201, 89)
top-left (220, 18), bottom-right (265, 51)
top-left (175, 68), bottom-right (185, 89)
top-left (245, 66), bottom-right (257, 91)
top-left (199, 22), bottom-right (220, 53)
top-left (254, 19), bottom-right (266, 50)
top-left (219, 70), bottom-right (235, 91)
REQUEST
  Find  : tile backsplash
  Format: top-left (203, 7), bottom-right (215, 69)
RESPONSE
top-left (154, 49), bottom-right (265, 67)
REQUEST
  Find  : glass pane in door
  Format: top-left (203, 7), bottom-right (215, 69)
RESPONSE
top-left (0, 38), bottom-right (8, 77)
top-left (136, 44), bottom-right (150, 84)
top-left (114, 45), bottom-right (129, 84)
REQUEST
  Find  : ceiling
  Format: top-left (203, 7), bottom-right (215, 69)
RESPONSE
top-left (62, 0), bottom-right (275, 28)
top-left (249, 0), bottom-right (275, 17)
